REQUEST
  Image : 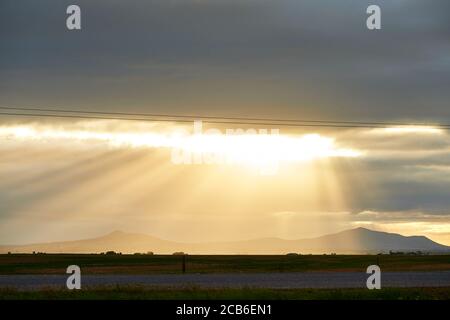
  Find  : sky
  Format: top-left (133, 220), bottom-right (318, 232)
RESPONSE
top-left (0, 0), bottom-right (450, 246)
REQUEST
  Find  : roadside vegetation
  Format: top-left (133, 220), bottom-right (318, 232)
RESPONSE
top-left (1, 286), bottom-right (449, 300)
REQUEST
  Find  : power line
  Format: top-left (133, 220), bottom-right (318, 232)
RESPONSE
top-left (0, 105), bottom-right (442, 126)
top-left (0, 112), bottom-right (390, 128)
top-left (0, 106), bottom-right (448, 129)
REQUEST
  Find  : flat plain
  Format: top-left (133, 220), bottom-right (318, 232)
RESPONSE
top-left (1, 254), bottom-right (449, 274)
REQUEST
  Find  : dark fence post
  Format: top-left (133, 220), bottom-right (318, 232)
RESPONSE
top-left (182, 254), bottom-right (186, 274)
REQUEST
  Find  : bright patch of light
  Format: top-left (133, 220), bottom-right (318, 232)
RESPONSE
top-left (0, 122), bottom-right (361, 173)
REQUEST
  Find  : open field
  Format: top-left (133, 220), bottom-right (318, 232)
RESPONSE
top-left (1, 254), bottom-right (449, 275)
top-left (1, 286), bottom-right (450, 300)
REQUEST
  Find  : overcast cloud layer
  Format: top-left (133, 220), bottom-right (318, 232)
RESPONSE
top-left (1, 0), bottom-right (449, 119)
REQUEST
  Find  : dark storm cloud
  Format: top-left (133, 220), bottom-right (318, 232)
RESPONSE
top-left (0, 0), bottom-right (449, 119)
top-left (333, 128), bottom-right (450, 214)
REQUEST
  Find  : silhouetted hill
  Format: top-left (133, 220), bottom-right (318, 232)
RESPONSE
top-left (1, 228), bottom-right (448, 254)
top-left (295, 227), bottom-right (449, 253)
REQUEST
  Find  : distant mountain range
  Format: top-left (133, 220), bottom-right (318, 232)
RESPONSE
top-left (1, 228), bottom-right (449, 254)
